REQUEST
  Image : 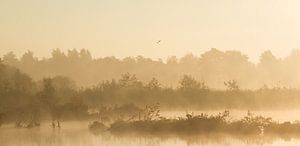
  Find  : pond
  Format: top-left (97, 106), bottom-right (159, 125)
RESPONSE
top-left (1, 120), bottom-right (300, 146)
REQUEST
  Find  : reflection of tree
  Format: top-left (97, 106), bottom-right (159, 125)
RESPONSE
top-left (110, 133), bottom-right (276, 146)
top-left (238, 135), bottom-right (275, 146)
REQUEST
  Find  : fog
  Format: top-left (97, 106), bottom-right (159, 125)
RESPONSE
top-left (3, 0), bottom-right (300, 145)
top-left (2, 49), bottom-right (300, 145)
top-left (2, 48), bottom-right (300, 89)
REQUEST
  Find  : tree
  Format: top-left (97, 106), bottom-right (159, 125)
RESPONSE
top-left (51, 76), bottom-right (77, 90)
top-left (79, 49), bottom-right (92, 61)
top-left (0, 58), bottom-right (4, 72)
top-left (259, 50), bottom-right (278, 66)
top-left (179, 75), bottom-right (208, 90)
top-left (224, 80), bottom-right (239, 91)
top-left (38, 78), bottom-right (58, 120)
top-left (258, 50), bottom-right (281, 86)
top-left (0, 113), bottom-right (4, 127)
top-left (119, 73), bottom-right (142, 88)
top-left (51, 48), bottom-right (67, 61)
top-left (146, 78), bottom-right (161, 89)
top-left (167, 56), bottom-right (178, 65)
top-left (180, 53), bottom-right (198, 65)
top-left (21, 51), bottom-right (37, 65)
top-left (2, 51), bottom-right (19, 66)
top-left (67, 49), bottom-right (80, 62)
top-left (39, 78), bottom-right (55, 104)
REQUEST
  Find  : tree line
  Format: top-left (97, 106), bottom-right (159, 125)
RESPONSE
top-left (2, 58), bottom-right (300, 127)
top-left (2, 48), bottom-right (300, 89)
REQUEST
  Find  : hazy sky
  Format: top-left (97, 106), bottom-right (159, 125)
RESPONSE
top-left (1, 0), bottom-right (300, 62)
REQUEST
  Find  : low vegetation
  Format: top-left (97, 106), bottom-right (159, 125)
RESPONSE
top-left (104, 105), bottom-right (300, 136)
top-left (2, 58), bottom-right (300, 131)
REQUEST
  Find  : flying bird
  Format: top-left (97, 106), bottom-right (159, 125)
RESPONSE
top-left (156, 40), bottom-right (161, 44)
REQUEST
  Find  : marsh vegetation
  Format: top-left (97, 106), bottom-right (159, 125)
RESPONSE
top-left (2, 49), bottom-right (300, 146)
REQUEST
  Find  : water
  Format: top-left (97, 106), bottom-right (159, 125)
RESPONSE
top-left (1, 124), bottom-right (300, 146)
top-left (2, 110), bottom-right (300, 146)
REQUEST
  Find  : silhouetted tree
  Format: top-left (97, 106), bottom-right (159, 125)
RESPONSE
top-left (119, 73), bottom-right (142, 88)
top-left (21, 51), bottom-right (37, 65)
top-left (3, 51), bottom-right (19, 66)
top-left (179, 75), bottom-right (208, 90)
top-left (38, 78), bottom-right (58, 120)
top-left (146, 78), bottom-right (161, 89)
top-left (224, 80), bottom-right (239, 91)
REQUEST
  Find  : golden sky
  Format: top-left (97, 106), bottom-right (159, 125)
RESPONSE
top-left (1, 0), bottom-right (300, 62)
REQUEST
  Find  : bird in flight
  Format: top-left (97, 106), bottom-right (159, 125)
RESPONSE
top-left (156, 40), bottom-right (161, 44)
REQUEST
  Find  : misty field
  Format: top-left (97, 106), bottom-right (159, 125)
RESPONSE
top-left (3, 50), bottom-right (300, 146)
top-left (3, 0), bottom-right (300, 145)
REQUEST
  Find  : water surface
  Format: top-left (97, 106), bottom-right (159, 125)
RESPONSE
top-left (2, 110), bottom-right (300, 146)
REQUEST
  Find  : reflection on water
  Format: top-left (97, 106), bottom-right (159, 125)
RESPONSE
top-left (1, 122), bottom-right (300, 146)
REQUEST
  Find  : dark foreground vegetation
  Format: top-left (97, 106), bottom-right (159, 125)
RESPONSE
top-left (102, 108), bottom-right (300, 136)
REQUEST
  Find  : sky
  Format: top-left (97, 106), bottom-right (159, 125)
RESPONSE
top-left (1, 0), bottom-right (300, 62)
